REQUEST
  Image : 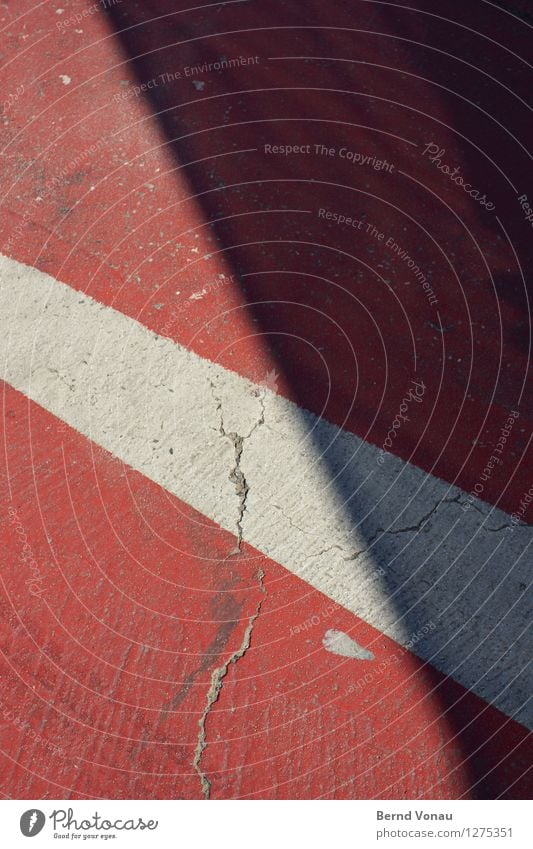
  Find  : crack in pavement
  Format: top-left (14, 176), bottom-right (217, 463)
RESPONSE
top-left (193, 568), bottom-right (266, 799)
top-left (343, 493), bottom-right (464, 561)
top-left (384, 493), bottom-right (463, 536)
top-left (226, 431), bottom-right (248, 555)
top-left (272, 503), bottom-right (320, 538)
top-left (209, 380), bottom-right (265, 554)
top-left (193, 382), bottom-right (267, 795)
top-left (308, 543), bottom-right (344, 559)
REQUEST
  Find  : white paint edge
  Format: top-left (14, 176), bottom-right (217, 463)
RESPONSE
top-left (1, 253), bottom-right (531, 727)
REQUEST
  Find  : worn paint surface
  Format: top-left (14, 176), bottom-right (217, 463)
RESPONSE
top-left (0, 0), bottom-right (532, 800)
top-left (1, 255), bottom-right (531, 726)
top-left (1, 382), bottom-right (531, 799)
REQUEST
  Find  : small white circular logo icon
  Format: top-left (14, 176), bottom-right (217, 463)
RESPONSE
top-left (20, 810), bottom-right (46, 837)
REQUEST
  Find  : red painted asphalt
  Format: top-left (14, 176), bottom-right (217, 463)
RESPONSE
top-left (0, 0), bottom-right (531, 800)
top-left (1, 384), bottom-right (531, 799)
top-left (1, 0), bottom-right (531, 517)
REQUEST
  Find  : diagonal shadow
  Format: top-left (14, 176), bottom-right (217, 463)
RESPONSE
top-left (103, 0), bottom-right (532, 799)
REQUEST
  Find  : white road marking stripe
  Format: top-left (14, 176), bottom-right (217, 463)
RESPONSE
top-left (1, 253), bottom-right (531, 727)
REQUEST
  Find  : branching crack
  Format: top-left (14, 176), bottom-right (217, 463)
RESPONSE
top-left (343, 526), bottom-right (384, 561)
top-left (193, 568), bottom-right (266, 799)
top-left (344, 494), bottom-right (463, 560)
top-left (385, 493), bottom-right (463, 536)
top-left (209, 380), bottom-right (265, 553)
